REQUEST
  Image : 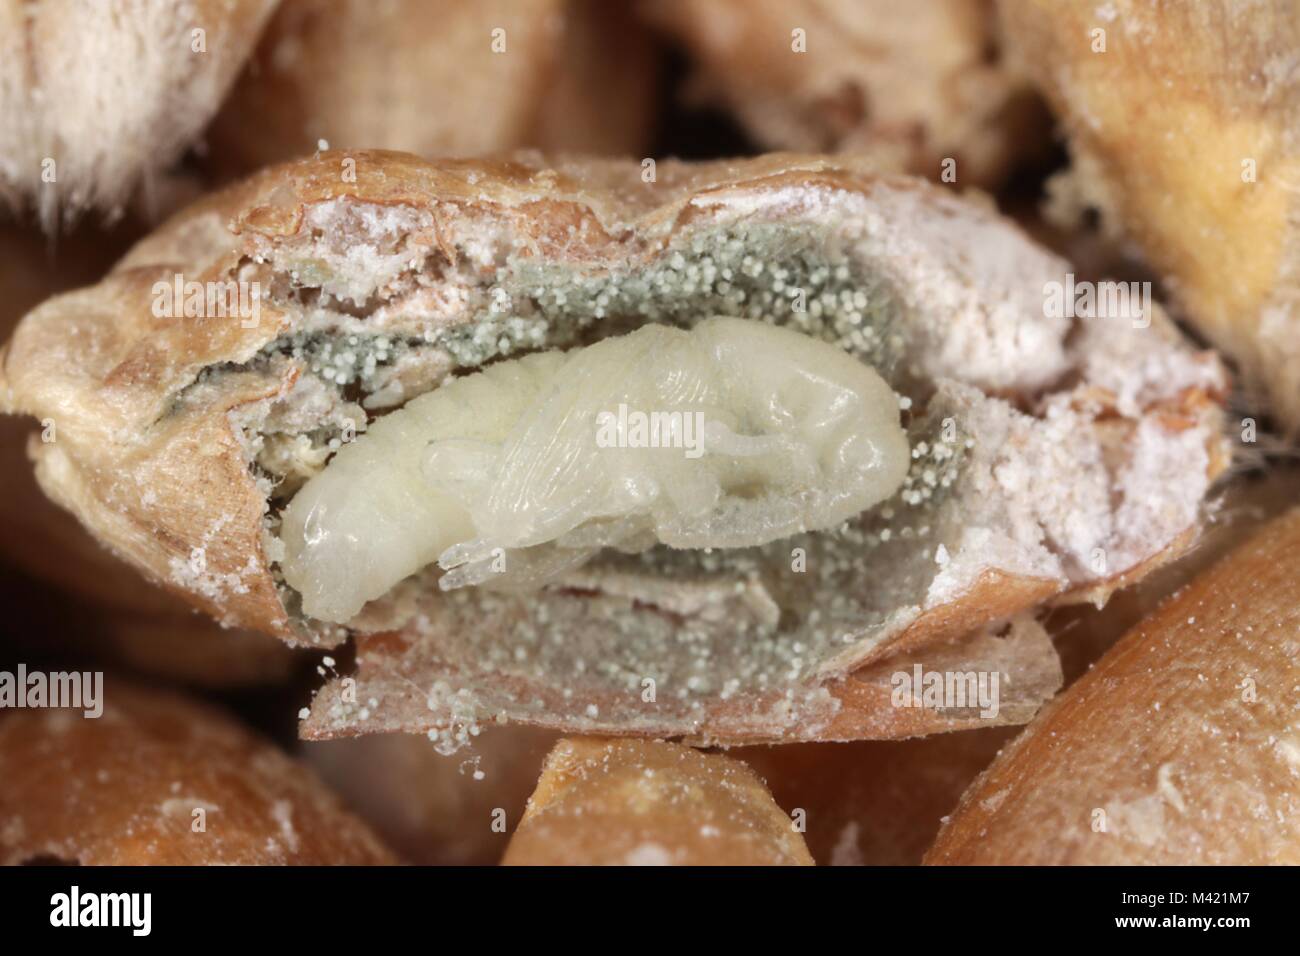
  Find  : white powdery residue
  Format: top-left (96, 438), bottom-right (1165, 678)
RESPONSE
top-left (924, 390), bottom-right (1069, 592)
top-left (297, 199), bottom-right (436, 305)
top-left (1021, 399), bottom-right (1115, 570)
top-left (930, 344), bottom-right (1213, 595)
top-left (445, 212), bottom-right (515, 270)
top-left (863, 185), bottom-right (1073, 393)
top-left (166, 508), bottom-right (263, 604)
top-left (329, 199), bottom-right (430, 239)
top-left (168, 554), bottom-right (251, 603)
top-left (1107, 418), bottom-right (1209, 574)
top-left (925, 523), bottom-right (1059, 607)
top-left (1075, 317), bottom-right (1226, 418)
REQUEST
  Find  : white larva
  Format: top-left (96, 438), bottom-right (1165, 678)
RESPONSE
top-left (279, 317), bottom-right (910, 624)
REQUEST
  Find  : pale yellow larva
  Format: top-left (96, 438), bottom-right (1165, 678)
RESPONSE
top-left (279, 317), bottom-right (909, 624)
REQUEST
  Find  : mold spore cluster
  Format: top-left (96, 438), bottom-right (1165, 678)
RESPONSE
top-left (436, 221), bottom-right (907, 377)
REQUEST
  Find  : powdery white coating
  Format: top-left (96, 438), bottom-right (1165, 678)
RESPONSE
top-left (293, 199), bottom-right (437, 306)
top-left (280, 318), bottom-right (909, 623)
